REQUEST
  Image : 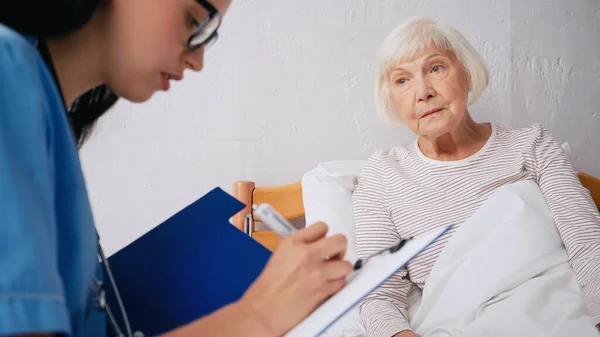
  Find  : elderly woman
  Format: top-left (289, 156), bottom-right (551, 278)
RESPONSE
top-left (352, 16), bottom-right (600, 337)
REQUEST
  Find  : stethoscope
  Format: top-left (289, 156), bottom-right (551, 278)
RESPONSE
top-left (93, 235), bottom-right (145, 337)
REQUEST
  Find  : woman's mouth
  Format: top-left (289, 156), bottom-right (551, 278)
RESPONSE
top-left (160, 72), bottom-right (182, 91)
top-left (161, 73), bottom-right (171, 91)
top-left (422, 108), bottom-right (444, 118)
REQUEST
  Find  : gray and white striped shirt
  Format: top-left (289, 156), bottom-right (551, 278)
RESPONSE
top-left (353, 123), bottom-right (600, 336)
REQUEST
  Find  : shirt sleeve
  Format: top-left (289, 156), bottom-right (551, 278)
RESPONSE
top-left (0, 30), bottom-right (71, 335)
top-left (353, 155), bottom-right (413, 337)
top-left (528, 123), bottom-right (600, 325)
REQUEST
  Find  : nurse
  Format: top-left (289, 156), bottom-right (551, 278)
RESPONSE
top-left (0, 0), bottom-right (352, 336)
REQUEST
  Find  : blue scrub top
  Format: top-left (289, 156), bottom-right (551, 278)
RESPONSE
top-left (0, 24), bottom-right (106, 336)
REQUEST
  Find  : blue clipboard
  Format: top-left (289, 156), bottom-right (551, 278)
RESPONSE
top-left (104, 187), bottom-right (272, 336)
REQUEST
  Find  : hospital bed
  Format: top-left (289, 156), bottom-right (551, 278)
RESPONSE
top-left (231, 158), bottom-right (600, 336)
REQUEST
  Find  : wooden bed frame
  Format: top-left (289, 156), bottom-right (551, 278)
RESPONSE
top-left (232, 181), bottom-right (304, 251)
top-left (233, 172), bottom-right (600, 252)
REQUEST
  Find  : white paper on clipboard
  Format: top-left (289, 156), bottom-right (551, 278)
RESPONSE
top-left (284, 224), bottom-right (453, 337)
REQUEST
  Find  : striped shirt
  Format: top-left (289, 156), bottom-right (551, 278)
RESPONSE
top-left (353, 123), bottom-right (600, 336)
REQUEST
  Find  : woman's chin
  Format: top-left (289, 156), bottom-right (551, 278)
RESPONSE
top-left (118, 87), bottom-right (155, 104)
top-left (417, 120), bottom-right (453, 138)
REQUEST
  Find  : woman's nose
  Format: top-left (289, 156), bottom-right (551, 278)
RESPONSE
top-left (416, 77), bottom-right (436, 102)
top-left (185, 47), bottom-right (205, 72)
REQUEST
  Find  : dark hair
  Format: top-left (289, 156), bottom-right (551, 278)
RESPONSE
top-left (68, 85), bottom-right (119, 146)
top-left (0, 0), bottom-right (118, 147)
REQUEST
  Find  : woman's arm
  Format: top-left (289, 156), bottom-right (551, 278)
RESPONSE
top-left (161, 301), bottom-right (269, 337)
top-left (163, 222), bottom-right (353, 337)
top-left (352, 156), bottom-right (417, 337)
top-left (528, 124), bottom-right (600, 325)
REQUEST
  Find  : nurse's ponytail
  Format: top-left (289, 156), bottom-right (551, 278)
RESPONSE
top-left (0, 0), bottom-right (118, 147)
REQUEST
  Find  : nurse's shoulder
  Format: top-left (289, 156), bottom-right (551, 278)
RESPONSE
top-left (0, 23), bottom-right (57, 177)
top-left (0, 23), bottom-right (42, 70)
top-left (0, 23), bottom-right (53, 113)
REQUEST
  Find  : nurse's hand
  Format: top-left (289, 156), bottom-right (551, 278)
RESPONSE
top-left (240, 222), bottom-right (353, 336)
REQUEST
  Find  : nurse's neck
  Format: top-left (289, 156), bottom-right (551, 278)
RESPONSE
top-left (46, 5), bottom-right (108, 107)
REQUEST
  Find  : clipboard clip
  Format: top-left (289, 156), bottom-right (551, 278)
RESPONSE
top-left (353, 237), bottom-right (413, 271)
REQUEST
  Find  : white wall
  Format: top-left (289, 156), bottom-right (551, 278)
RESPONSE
top-left (81, 0), bottom-right (600, 257)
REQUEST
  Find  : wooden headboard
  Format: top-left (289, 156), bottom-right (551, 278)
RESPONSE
top-left (233, 172), bottom-right (600, 252)
top-left (579, 172), bottom-right (600, 208)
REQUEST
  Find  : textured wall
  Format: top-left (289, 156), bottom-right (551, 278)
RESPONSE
top-left (80, 0), bottom-right (600, 256)
top-left (510, 0), bottom-right (600, 171)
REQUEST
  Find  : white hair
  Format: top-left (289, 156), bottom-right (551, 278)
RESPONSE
top-left (374, 16), bottom-right (489, 126)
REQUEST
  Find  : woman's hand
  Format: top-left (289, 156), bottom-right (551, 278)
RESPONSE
top-left (239, 222), bottom-right (353, 336)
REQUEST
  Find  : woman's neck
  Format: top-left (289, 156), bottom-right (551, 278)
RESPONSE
top-left (46, 5), bottom-right (107, 107)
top-left (417, 114), bottom-right (492, 161)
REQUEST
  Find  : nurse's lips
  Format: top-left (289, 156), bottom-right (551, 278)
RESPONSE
top-left (160, 72), bottom-right (183, 91)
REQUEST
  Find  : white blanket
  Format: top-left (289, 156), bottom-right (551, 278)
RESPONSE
top-left (321, 180), bottom-right (598, 337)
top-left (411, 180), bottom-right (598, 337)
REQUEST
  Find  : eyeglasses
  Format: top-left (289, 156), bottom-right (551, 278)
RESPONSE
top-left (91, 241), bottom-right (144, 337)
top-left (188, 0), bottom-right (222, 51)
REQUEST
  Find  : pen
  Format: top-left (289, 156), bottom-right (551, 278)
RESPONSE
top-left (252, 203), bottom-right (297, 238)
top-left (353, 237), bottom-right (412, 271)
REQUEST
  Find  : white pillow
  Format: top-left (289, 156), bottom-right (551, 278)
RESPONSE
top-left (302, 160), bottom-right (366, 264)
top-left (562, 142), bottom-right (571, 157)
top-left (302, 159), bottom-right (416, 337)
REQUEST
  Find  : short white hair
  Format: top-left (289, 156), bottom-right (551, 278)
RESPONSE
top-left (374, 16), bottom-right (489, 126)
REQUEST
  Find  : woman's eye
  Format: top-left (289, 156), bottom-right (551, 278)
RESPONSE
top-left (396, 78), bottom-right (407, 85)
top-left (431, 65), bottom-right (442, 72)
